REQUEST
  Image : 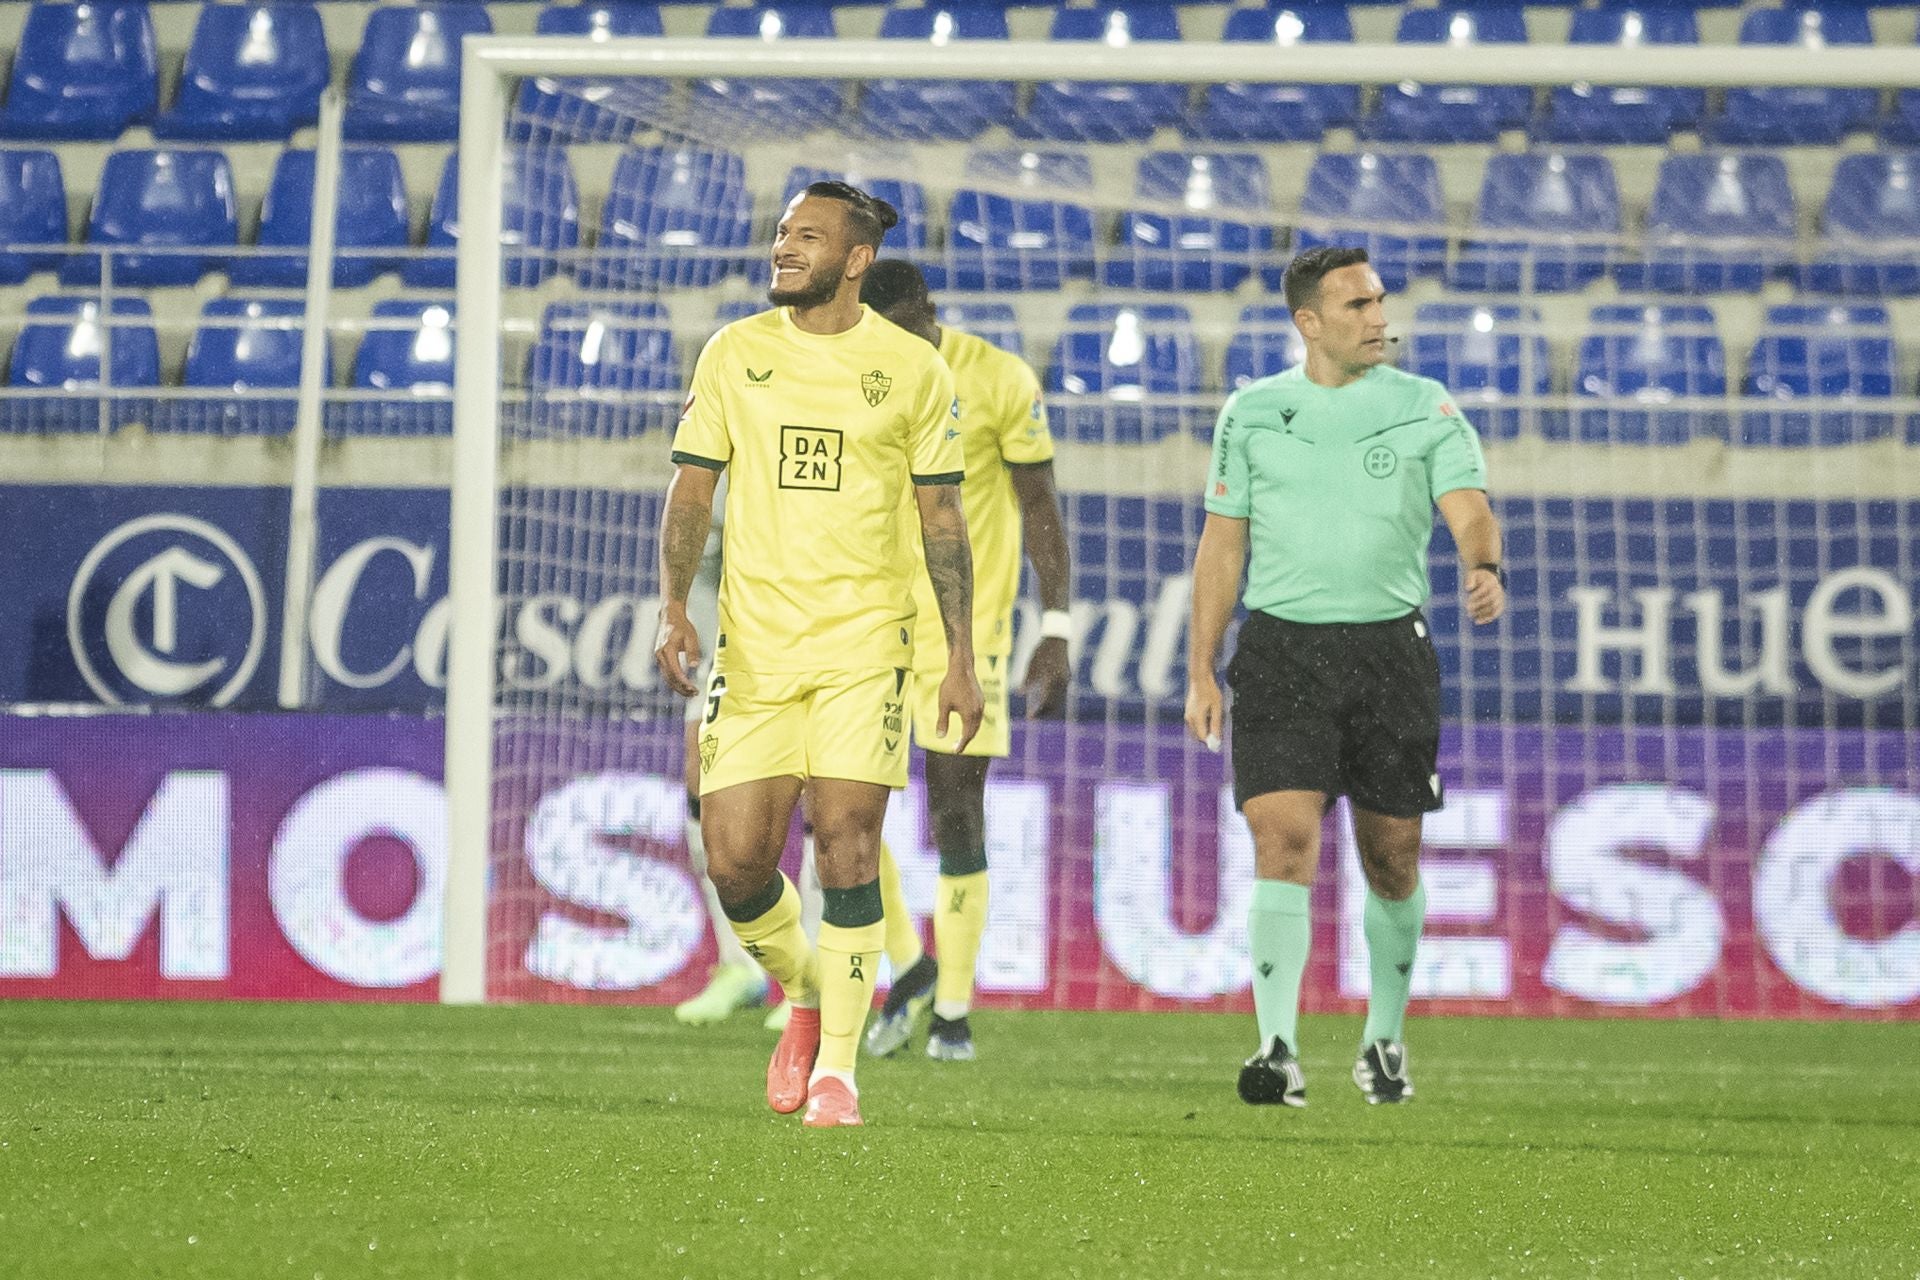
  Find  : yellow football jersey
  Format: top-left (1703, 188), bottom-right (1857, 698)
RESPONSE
top-left (671, 306), bottom-right (960, 675)
top-left (912, 327), bottom-right (1056, 663)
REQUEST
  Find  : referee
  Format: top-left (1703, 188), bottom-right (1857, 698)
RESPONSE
top-left (1185, 247), bottom-right (1506, 1109)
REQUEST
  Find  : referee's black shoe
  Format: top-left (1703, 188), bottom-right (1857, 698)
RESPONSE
top-left (1353, 1040), bottom-right (1414, 1104)
top-left (1237, 1036), bottom-right (1307, 1107)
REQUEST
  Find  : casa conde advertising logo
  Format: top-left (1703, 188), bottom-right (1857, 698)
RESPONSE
top-left (54, 499), bottom-right (1920, 710)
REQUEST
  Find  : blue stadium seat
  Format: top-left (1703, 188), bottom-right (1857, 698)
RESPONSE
top-left (1740, 305), bottom-right (1896, 447)
top-left (3, 294), bottom-right (158, 432)
top-left (1367, 7), bottom-right (1531, 143)
top-left (527, 301), bottom-right (682, 440)
top-left (938, 302), bottom-right (1023, 358)
top-left (511, 4), bottom-right (665, 145)
top-left (1016, 5), bottom-right (1185, 144)
top-left (715, 299), bottom-right (768, 328)
top-left (1616, 154), bottom-right (1795, 294)
top-left (1295, 152), bottom-right (1446, 292)
top-left (1223, 305), bottom-right (1303, 393)
top-left (1046, 303), bottom-right (1200, 445)
top-left (1804, 153), bottom-right (1920, 297)
top-left (1107, 152), bottom-right (1275, 292)
top-left (342, 5), bottom-right (492, 143)
top-left (171, 297), bottom-right (320, 436)
top-left (230, 147), bottom-right (408, 289)
top-left (1533, 8), bottom-right (1704, 144)
top-left (695, 7), bottom-right (843, 136)
top-left (0, 3), bottom-right (158, 141)
top-left (1566, 305), bottom-right (1725, 446)
top-left (0, 149), bottom-right (67, 284)
top-left (342, 300), bottom-right (456, 437)
top-left (1708, 7), bottom-right (1877, 145)
top-left (580, 146), bottom-right (752, 291)
top-left (862, 6), bottom-right (1015, 142)
top-left (407, 148), bottom-right (580, 289)
top-left (153, 3), bottom-right (328, 141)
top-left (62, 149), bottom-right (237, 287)
top-left (1406, 303), bottom-right (1551, 441)
top-left (944, 150), bottom-right (1097, 291)
top-left (1187, 6), bottom-right (1358, 143)
top-left (1454, 152), bottom-right (1621, 293)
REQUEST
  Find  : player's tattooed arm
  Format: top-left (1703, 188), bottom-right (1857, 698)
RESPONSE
top-left (915, 482), bottom-right (975, 659)
top-left (916, 481), bottom-right (985, 749)
top-left (654, 463), bottom-right (719, 696)
top-left (659, 465), bottom-right (716, 606)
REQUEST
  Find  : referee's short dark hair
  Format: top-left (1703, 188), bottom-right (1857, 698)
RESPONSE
top-left (1283, 246), bottom-right (1372, 312)
top-left (801, 180), bottom-right (900, 250)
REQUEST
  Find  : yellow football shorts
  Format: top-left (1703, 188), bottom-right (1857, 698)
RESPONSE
top-left (696, 664), bottom-right (912, 794)
top-left (912, 647), bottom-right (1011, 759)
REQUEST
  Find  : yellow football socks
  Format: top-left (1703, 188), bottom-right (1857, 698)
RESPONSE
top-left (816, 915), bottom-right (886, 1076)
top-left (875, 840), bottom-right (925, 975)
top-left (724, 873), bottom-right (818, 1009)
top-left (931, 870), bottom-right (989, 1020)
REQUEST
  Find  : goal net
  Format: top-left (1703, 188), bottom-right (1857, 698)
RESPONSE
top-left (443, 29), bottom-right (1920, 1020)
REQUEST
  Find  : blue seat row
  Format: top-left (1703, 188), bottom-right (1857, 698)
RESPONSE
top-left (1052, 301), bottom-right (1913, 448)
top-left (7, 295), bottom-right (1912, 449)
top-left (55, 0), bottom-right (1920, 8)
top-left (9, 141), bottom-right (1920, 298)
top-left (1, 293), bottom-right (449, 434)
top-left (0, 144), bottom-right (583, 288)
top-left (7, 3), bottom-right (1920, 145)
top-left (539, 2), bottom-right (1920, 148)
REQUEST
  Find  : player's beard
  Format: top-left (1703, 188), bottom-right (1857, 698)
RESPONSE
top-left (767, 257), bottom-right (847, 309)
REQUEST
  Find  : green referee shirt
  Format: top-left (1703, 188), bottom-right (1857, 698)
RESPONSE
top-left (1203, 364), bottom-right (1488, 623)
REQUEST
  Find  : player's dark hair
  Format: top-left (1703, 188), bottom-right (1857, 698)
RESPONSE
top-left (802, 180), bottom-right (900, 250)
top-left (859, 259), bottom-right (932, 314)
top-left (1283, 246), bottom-right (1371, 312)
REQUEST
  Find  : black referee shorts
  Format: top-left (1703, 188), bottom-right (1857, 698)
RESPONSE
top-left (1225, 610), bottom-right (1444, 818)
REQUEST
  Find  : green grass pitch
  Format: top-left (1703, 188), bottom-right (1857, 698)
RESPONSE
top-left (2, 1001), bottom-right (1914, 1279)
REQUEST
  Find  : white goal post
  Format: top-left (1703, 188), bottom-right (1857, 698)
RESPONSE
top-left (443, 38), bottom-right (1920, 1005)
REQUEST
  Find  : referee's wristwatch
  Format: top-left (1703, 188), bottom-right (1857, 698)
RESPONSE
top-left (1474, 562), bottom-right (1507, 588)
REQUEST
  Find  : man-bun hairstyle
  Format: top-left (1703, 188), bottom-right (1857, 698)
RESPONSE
top-left (804, 180), bottom-right (900, 249)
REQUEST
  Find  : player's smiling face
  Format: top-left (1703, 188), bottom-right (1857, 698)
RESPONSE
top-left (769, 194), bottom-right (856, 308)
top-left (1297, 262), bottom-right (1390, 375)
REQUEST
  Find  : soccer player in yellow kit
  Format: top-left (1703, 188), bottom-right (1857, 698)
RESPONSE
top-left (856, 261), bottom-right (1074, 1062)
top-left (653, 182), bottom-right (983, 1129)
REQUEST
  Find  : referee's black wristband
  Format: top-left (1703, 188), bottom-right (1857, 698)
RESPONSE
top-left (1474, 562), bottom-right (1507, 587)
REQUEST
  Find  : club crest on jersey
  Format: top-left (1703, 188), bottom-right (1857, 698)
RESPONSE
top-left (699, 733), bottom-right (719, 771)
top-left (861, 369), bottom-right (892, 407)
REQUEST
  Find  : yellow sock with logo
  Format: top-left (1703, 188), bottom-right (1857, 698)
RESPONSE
top-left (723, 873), bottom-right (817, 1009)
top-left (876, 840), bottom-right (924, 974)
top-left (931, 870), bottom-right (990, 1019)
top-left (814, 879), bottom-right (886, 1079)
